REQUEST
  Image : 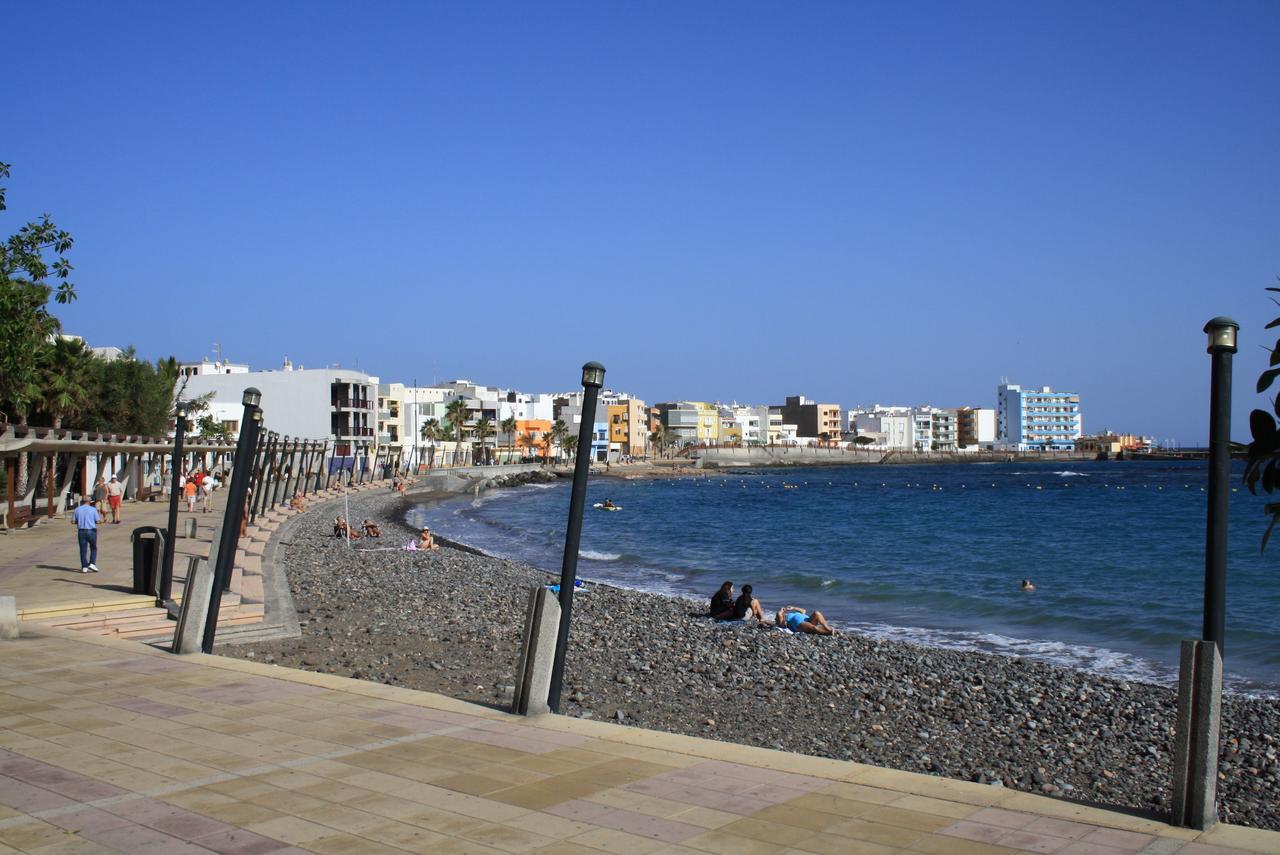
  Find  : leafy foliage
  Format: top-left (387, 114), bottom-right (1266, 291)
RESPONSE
top-left (0, 162), bottom-right (79, 425)
top-left (1243, 283), bottom-right (1280, 551)
top-left (0, 164), bottom-right (180, 436)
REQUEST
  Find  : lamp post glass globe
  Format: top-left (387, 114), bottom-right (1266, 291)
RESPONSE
top-left (175, 401), bottom-right (188, 420)
top-left (1204, 317), bottom-right (1239, 353)
top-left (581, 362), bottom-right (606, 389)
top-left (242, 387), bottom-right (262, 408)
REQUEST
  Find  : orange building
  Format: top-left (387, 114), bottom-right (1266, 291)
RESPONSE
top-left (515, 419), bottom-right (552, 460)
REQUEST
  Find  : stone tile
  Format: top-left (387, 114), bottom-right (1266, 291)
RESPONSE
top-left (0, 819), bottom-right (74, 850)
top-left (794, 833), bottom-right (899, 855)
top-left (749, 803), bottom-right (847, 832)
top-left (940, 819), bottom-right (1014, 844)
top-left (1176, 845), bottom-right (1260, 855)
top-left (45, 805), bottom-right (134, 834)
top-left (999, 828), bottom-right (1078, 853)
top-left (80, 822), bottom-right (190, 851)
top-left (1079, 828), bottom-right (1158, 851)
top-left (569, 825), bottom-right (671, 854)
top-left (678, 829), bottom-right (789, 854)
top-left (822, 816), bottom-right (928, 848)
top-left (888, 793), bottom-right (981, 820)
top-left (459, 821), bottom-right (557, 853)
top-left (1025, 816), bottom-right (1104, 840)
top-left (1061, 841), bottom-right (1138, 855)
top-left (856, 804), bottom-right (954, 832)
top-left (966, 806), bottom-right (1041, 829)
top-left (193, 827), bottom-right (295, 855)
top-left (720, 817), bottom-right (820, 846)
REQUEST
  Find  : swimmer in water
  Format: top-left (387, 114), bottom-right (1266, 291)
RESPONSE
top-left (1021, 578), bottom-right (1035, 592)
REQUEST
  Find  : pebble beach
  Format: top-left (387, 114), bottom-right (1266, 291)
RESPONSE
top-left (226, 488), bottom-right (1280, 831)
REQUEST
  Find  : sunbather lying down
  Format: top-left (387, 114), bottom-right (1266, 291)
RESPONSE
top-left (776, 606), bottom-right (835, 635)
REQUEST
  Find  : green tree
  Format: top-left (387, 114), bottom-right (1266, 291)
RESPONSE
top-left (445, 398), bottom-right (469, 466)
top-left (1244, 286), bottom-right (1280, 550)
top-left (548, 419), bottom-right (569, 464)
top-left (37, 336), bottom-right (93, 429)
top-left (501, 416), bottom-right (518, 463)
top-left (420, 418), bottom-right (440, 468)
top-left (195, 414), bottom-right (230, 439)
top-left (0, 162), bottom-right (77, 427)
top-left (518, 430), bottom-right (538, 461)
top-left (564, 434), bottom-right (578, 460)
top-left (474, 418), bottom-right (494, 465)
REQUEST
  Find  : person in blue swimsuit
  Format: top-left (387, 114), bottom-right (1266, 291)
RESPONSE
top-left (776, 605), bottom-right (834, 635)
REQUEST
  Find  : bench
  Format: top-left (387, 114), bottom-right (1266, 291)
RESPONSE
top-left (136, 486), bottom-right (155, 502)
top-left (5, 507), bottom-right (35, 530)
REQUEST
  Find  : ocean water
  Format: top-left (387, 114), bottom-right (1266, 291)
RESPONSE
top-left (406, 460), bottom-right (1280, 698)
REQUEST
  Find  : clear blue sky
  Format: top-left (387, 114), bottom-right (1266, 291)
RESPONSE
top-left (5, 1), bottom-right (1277, 444)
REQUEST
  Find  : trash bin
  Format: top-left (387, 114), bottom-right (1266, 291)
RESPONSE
top-left (130, 526), bottom-right (165, 596)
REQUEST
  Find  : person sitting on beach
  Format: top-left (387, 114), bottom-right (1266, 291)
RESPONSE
top-left (1020, 578), bottom-right (1035, 592)
top-left (334, 516), bottom-right (349, 537)
top-left (418, 527), bottom-right (438, 551)
top-left (775, 606), bottom-right (835, 635)
top-left (290, 490), bottom-right (305, 512)
top-left (363, 519), bottom-right (381, 537)
top-left (709, 581), bottom-right (735, 619)
top-left (731, 584), bottom-right (766, 622)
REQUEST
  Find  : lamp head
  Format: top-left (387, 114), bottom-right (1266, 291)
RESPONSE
top-left (175, 400), bottom-right (188, 419)
top-left (581, 361), bottom-right (606, 389)
top-left (251, 407), bottom-right (263, 423)
top-left (1204, 317), bottom-right (1239, 353)
top-left (243, 387), bottom-right (262, 407)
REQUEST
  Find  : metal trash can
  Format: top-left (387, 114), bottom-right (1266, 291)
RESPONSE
top-left (130, 526), bottom-right (165, 596)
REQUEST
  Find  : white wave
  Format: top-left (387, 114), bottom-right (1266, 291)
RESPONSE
top-left (1054, 470), bottom-right (1088, 477)
top-left (847, 622), bottom-right (1277, 699)
top-left (821, 579), bottom-right (836, 587)
top-left (579, 549), bottom-right (622, 561)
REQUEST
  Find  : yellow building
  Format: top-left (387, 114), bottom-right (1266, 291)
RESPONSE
top-left (692, 402), bottom-right (720, 444)
top-left (607, 399), bottom-right (648, 458)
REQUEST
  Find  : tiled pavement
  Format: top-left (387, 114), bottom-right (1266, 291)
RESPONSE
top-left (2, 629), bottom-right (1277, 854)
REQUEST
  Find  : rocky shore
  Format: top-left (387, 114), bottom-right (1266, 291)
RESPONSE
top-left (227, 489), bottom-right (1280, 831)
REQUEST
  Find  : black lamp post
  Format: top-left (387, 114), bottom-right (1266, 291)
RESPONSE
top-left (547, 361), bottom-right (605, 713)
top-left (1203, 317), bottom-right (1238, 654)
top-left (159, 400), bottom-right (188, 607)
top-left (202, 388), bottom-right (262, 654)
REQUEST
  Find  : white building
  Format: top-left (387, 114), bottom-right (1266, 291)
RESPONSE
top-left (179, 361), bottom-right (378, 471)
top-left (178, 356), bottom-right (251, 378)
top-left (849, 406), bottom-right (912, 450)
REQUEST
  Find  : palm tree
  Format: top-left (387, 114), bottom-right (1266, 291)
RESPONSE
top-left (548, 419), bottom-right (569, 464)
top-left (563, 434), bottom-right (578, 461)
top-left (517, 430), bottom-right (538, 461)
top-left (501, 416), bottom-right (518, 464)
top-left (474, 418), bottom-right (494, 465)
top-left (650, 426), bottom-right (669, 458)
top-left (439, 423), bottom-right (457, 466)
top-left (38, 337), bottom-right (93, 429)
top-left (420, 418), bottom-right (440, 468)
top-left (445, 398), bottom-right (469, 466)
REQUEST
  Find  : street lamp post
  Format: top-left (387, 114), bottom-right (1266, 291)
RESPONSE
top-left (1203, 316), bottom-right (1237, 653)
top-left (159, 400), bottom-right (188, 607)
top-left (1171, 317), bottom-right (1238, 830)
top-left (202, 388), bottom-right (262, 654)
top-left (547, 362), bottom-right (605, 713)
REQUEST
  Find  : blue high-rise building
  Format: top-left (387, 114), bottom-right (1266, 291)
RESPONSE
top-left (997, 384), bottom-right (1082, 451)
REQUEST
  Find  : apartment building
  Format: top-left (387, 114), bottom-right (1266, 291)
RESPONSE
top-left (780, 396), bottom-right (842, 441)
top-left (606, 398), bottom-right (648, 458)
top-left (179, 361), bottom-right (377, 470)
top-left (956, 407), bottom-right (997, 450)
top-left (997, 383), bottom-right (1082, 450)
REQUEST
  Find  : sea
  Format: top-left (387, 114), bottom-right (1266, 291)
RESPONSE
top-left (406, 459), bottom-right (1280, 699)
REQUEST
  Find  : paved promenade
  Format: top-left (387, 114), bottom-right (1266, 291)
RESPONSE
top-left (2, 627), bottom-right (1277, 855)
top-left (0, 492), bottom-right (220, 618)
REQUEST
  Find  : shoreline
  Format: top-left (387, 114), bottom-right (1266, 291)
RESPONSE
top-left (226, 488), bottom-right (1280, 831)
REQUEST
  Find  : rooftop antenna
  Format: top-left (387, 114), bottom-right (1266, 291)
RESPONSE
top-left (214, 342), bottom-right (224, 364)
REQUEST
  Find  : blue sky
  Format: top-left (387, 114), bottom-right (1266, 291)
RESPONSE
top-left (4, 1), bottom-right (1277, 444)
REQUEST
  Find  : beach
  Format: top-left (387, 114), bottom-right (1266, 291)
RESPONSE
top-left (226, 488), bottom-right (1280, 832)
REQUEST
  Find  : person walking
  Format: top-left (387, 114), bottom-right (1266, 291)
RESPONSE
top-left (105, 475), bottom-right (124, 524)
top-left (184, 472), bottom-right (198, 513)
top-left (92, 475), bottom-right (107, 512)
top-left (72, 497), bottom-right (103, 573)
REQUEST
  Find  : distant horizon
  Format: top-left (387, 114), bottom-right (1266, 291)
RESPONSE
top-left (7, 2), bottom-right (1277, 446)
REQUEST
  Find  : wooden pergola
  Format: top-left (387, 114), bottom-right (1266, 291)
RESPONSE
top-left (0, 425), bottom-right (238, 528)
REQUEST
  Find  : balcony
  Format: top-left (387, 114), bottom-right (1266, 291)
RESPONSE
top-left (333, 398), bottom-right (373, 410)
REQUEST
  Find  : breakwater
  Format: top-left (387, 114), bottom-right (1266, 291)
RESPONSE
top-left (694, 445), bottom-right (1094, 468)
